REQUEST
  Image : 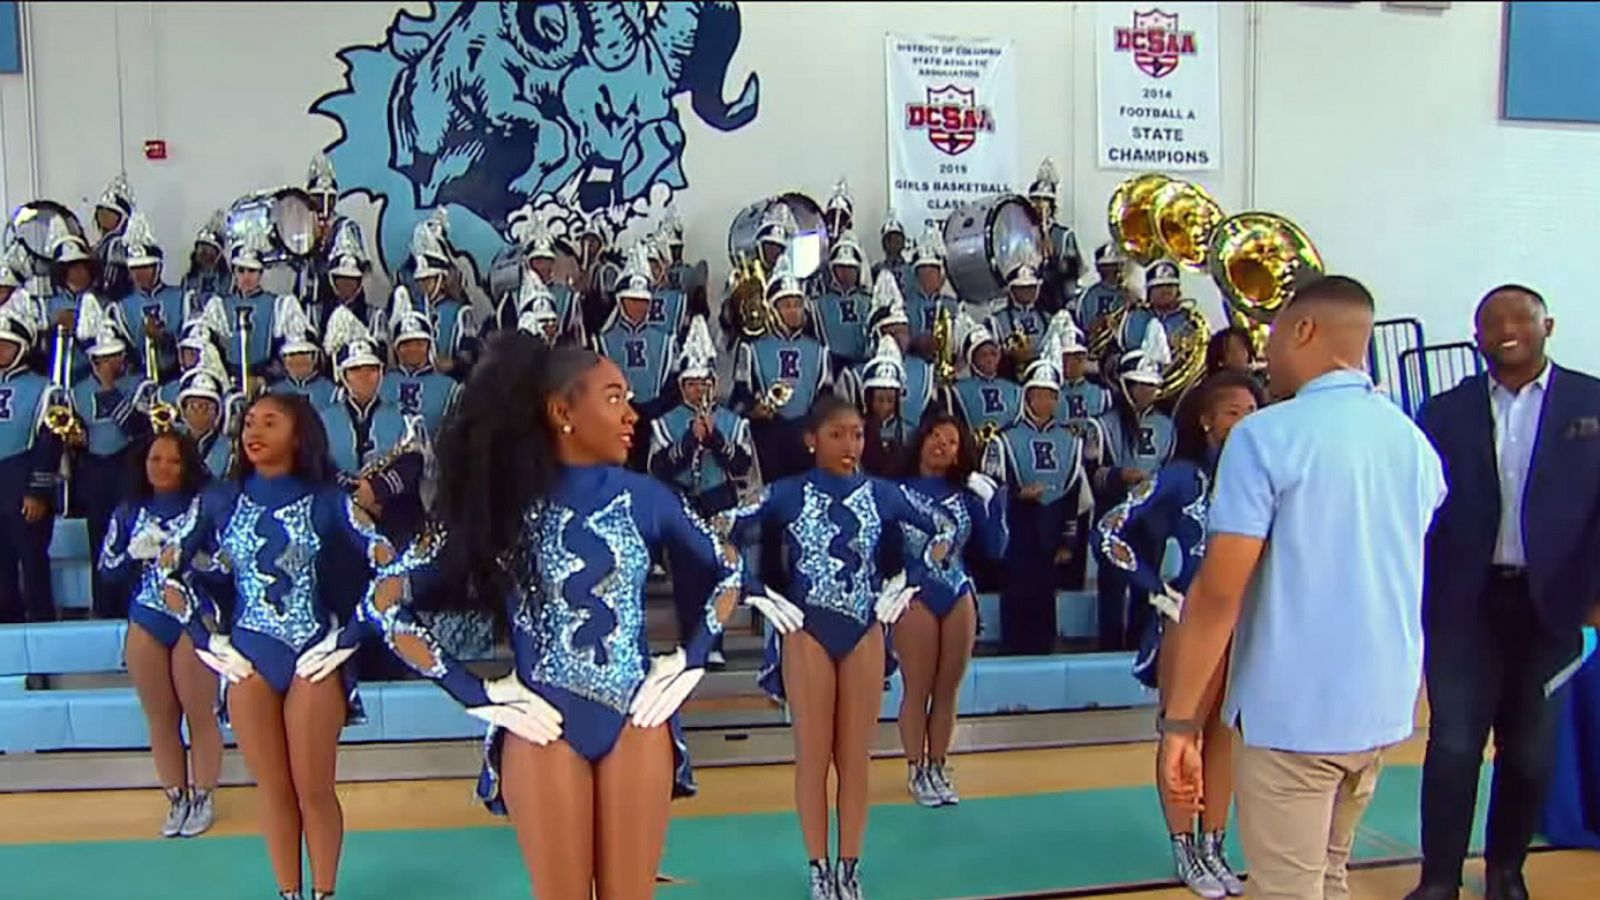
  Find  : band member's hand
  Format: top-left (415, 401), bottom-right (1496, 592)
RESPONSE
top-left (1019, 483), bottom-right (1046, 502)
top-left (295, 619), bottom-right (357, 683)
top-left (1053, 546), bottom-right (1073, 565)
top-left (21, 496), bottom-right (48, 523)
top-left (691, 416), bottom-right (711, 443)
top-left (875, 573), bottom-right (918, 625)
top-left (1160, 732), bottom-right (1204, 814)
top-left (68, 430), bottom-right (87, 450)
top-left (629, 648), bottom-right (704, 729)
top-left (751, 404), bottom-right (775, 421)
top-left (1121, 468), bottom-right (1150, 486)
top-left (146, 316), bottom-right (166, 338)
top-left (195, 634), bottom-right (255, 684)
top-left (436, 357), bottom-right (455, 374)
top-left (747, 587), bottom-right (805, 635)
top-left (55, 309), bottom-right (76, 331)
top-left (469, 674), bottom-right (565, 745)
top-left (354, 478), bottom-right (382, 516)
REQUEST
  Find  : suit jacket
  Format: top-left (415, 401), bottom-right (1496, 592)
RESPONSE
top-left (1419, 365), bottom-right (1600, 635)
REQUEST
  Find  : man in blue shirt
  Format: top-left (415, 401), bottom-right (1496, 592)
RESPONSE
top-left (1159, 276), bottom-right (1445, 900)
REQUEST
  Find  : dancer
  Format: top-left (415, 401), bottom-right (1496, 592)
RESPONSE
top-left (895, 413), bottom-right (1007, 807)
top-left (360, 334), bottom-right (794, 900)
top-left (98, 430), bottom-right (223, 837)
top-left (718, 393), bottom-right (952, 900)
top-left (1094, 371), bottom-right (1263, 898)
top-left (159, 391), bottom-right (396, 900)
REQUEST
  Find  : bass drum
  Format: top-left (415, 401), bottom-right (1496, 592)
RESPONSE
top-left (225, 188), bottom-right (319, 264)
top-left (942, 194), bottom-right (1045, 301)
top-left (726, 192), bottom-right (827, 264)
top-left (8, 200), bottom-right (83, 263)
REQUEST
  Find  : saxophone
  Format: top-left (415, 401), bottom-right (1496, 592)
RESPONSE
top-left (687, 395), bottom-right (715, 491)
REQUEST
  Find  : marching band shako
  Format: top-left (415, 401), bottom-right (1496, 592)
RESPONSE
top-left (224, 188), bottom-right (320, 265)
top-left (941, 194), bottom-right (1046, 302)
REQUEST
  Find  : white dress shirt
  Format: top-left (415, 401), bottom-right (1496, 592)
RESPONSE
top-left (1489, 362), bottom-right (1551, 567)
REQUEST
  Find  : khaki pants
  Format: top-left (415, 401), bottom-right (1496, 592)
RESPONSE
top-left (1234, 735), bottom-right (1386, 899)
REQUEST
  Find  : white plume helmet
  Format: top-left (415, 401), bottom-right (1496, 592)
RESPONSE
top-left (912, 225), bottom-right (947, 269)
top-left (958, 308), bottom-right (996, 364)
top-left (96, 172), bottom-right (136, 218)
top-left (411, 211), bottom-right (452, 279)
top-left (327, 221), bottom-right (368, 278)
top-left (274, 294), bottom-right (320, 357)
top-left (306, 153), bottom-right (338, 195)
top-left (195, 209), bottom-right (226, 249)
top-left (521, 218), bottom-right (557, 260)
top-left (757, 203), bottom-right (797, 247)
top-left (516, 295), bottom-right (559, 339)
top-left (1043, 310), bottom-right (1086, 355)
top-left (83, 297), bottom-right (129, 359)
top-left (880, 208), bottom-right (906, 239)
top-left (324, 305), bottom-right (382, 378)
top-left (74, 293), bottom-right (111, 346)
top-left (868, 269), bottom-right (909, 331)
top-left (47, 216), bottom-right (90, 264)
top-left (183, 295), bottom-right (232, 341)
top-left (1122, 318), bottom-right (1172, 386)
top-left (122, 211), bottom-right (162, 268)
top-left (386, 285), bottom-right (432, 347)
top-left (517, 269), bottom-right (555, 313)
top-left (615, 243), bottom-right (653, 301)
top-left (764, 251), bottom-right (803, 303)
top-left (677, 314), bottom-right (717, 381)
top-left (829, 229), bottom-right (864, 268)
top-left (177, 367), bottom-right (228, 407)
top-left (862, 332), bottom-right (908, 392)
top-left (228, 218), bottom-right (271, 271)
top-left (1028, 157), bottom-right (1060, 201)
top-left (0, 301), bottom-right (36, 354)
top-left (826, 177), bottom-right (854, 216)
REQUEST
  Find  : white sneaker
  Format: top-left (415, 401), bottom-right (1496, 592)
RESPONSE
top-left (707, 649), bottom-right (727, 669)
top-left (1173, 833), bottom-right (1226, 899)
top-left (180, 788), bottom-right (215, 837)
top-left (907, 764), bottom-right (942, 807)
top-left (160, 788), bottom-right (189, 838)
top-left (927, 760), bottom-right (959, 805)
top-left (1198, 830), bottom-right (1245, 896)
top-left (808, 860), bottom-right (837, 900)
top-left (834, 858), bottom-right (865, 900)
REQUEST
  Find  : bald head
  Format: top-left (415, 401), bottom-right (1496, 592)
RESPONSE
top-left (1264, 275), bottom-right (1376, 398)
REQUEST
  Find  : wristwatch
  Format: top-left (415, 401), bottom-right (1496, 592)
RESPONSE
top-left (1156, 713), bottom-right (1202, 736)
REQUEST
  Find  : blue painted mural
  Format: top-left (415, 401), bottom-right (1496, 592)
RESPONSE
top-left (310, 1), bottom-right (760, 276)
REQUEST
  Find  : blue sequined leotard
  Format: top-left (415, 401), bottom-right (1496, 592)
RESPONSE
top-left (901, 476), bottom-right (1010, 619)
top-left (99, 491), bottom-right (200, 649)
top-left (361, 465), bottom-right (743, 812)
top-left (163, 474), bottom-right (395, 710)
top-left (717, 470), bottom-right (953, 699)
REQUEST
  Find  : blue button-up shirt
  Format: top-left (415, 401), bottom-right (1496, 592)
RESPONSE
top-left (1208, 369), bottom-right (1445, 754)
top-left (1489, 363), bottom-right (1550, 567)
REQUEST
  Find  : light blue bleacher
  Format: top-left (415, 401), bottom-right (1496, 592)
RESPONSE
top-left (50, 517), bottom-right (93, 612)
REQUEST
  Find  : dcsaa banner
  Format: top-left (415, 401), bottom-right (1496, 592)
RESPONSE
top-left (1095, 2), bottom-right (1221, 171)
top-left (886, 34), bottom-right (1019, 235)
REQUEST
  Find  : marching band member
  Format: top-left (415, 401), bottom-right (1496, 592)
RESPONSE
top-left (814, 230), bottom-right (872, 374)
top-left (661, 208), bottom-right (711, 331)
top-left (299, 153), bottom-right (359, 314)
top-left (1027, 157), bottom-right (1084, 314)
top-left (575, 212), bottom-right (618, 338)
top-left (1093, 370), bottom-right (1262, 899)
top-left (649, 316), bottom-right (755, 667)
top-left (269, 295), bottom-right (338, 410)
top-left (838, 273), bottom-right (938, 434)
top-left (985, 263), bottom-right (1049, 379)
top-left (1118, 260), bottom-right (1203, 361)
top-left (179, 211), bottom-right (231, 300)
top-left (1078, 242), bottom-right (1131, 335)
top-left (0, 250), bottom-right (25, 311)
top-left (400, 212), bottom-right (477, 376)
top-left (720, 205), bottom-right (799, 346)
top-left (895, 414), bottom-right (1007, 807)
top-left (73, 306), bottom-right (151, 617)
top-left (158, 390), bottom-right (398, 900)
top-left (905, 226), bottom-right (956, 351)
top-left (860, 334), bottom-right (912, 478)
top-left (824, 177), bottom-right (855, 242)
top-left (731, 256), bottom-right (833, 484)
top-left (117, 212), bottom-right (186, 382)
top-left (513, 276), bottom-right (563, 346)
top-left (1093, 325), bottom-right (1178, 651)
top-left (0, 306), bottom-right (62, 623)
top-left (318, 222), bottom-right (375, 335)
top-left (593, 246), bottom-right (678, 471)
top-left (175, 366), bottom-right (234, 479)
top-left (223, 224), bottom-right (279, 378)
top-left (160, 298), bottom-right (232, 408)
top-left (498, 219), bottom-right (582, 344)
top-left (950, 318), bottom-right (1021, 437)
top-left (984, 348), bottom-right (1093, 655)
top-left (44, 218), bottom-right (106, 379)
top-left (361, 335), bottom-right (766, 899)
top-left (320, 308), bottom-right (421, 526)
top-left (93, 173), bottom-right (136, 298)
top-left (716, 393), bottom-right (951, 900)
top-left (646, 237), bottom-right (690, 338)
top-left (1051, 314), bottom-right (1113, 426)
top-left (97, 430), bottom-right (223, 838)
top-left (871, 209), bottom-right (909, 287)
top-left (382, 297), bottom-right (461, 436)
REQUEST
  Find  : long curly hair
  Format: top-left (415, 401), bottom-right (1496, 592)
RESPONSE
top-left (431, 330), bottom-right (603, 620)
top-left (898, 413), bottom-right (979, 486)
top-left (125, 430), bottom-right (209, 502)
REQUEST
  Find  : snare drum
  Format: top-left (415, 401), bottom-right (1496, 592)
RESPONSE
top-left (942, 194), bottom-right (1045, 301)
top-left (726, 193), bottom-right (828, 264)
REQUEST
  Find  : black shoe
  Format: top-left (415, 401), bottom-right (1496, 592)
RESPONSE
top-left (1485, 867), bottom-right (1528, 900)
top-left (1402, 884), bottom-right (1459, 900)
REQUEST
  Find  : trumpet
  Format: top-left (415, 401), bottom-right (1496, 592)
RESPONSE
top-left (1004, 330), bottom-right (1033, 358)
top-left (759, 380), bottom-right (795, 414)
top-left (973, 421), bottom-right (1002, 448)
top-left (43, 325), bottom-right (81, 441)
top-left (141, 329), bottom-right (179, 432)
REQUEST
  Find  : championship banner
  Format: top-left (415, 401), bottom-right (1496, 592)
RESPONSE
top-left (886, 34), bottom-right (1018, 235)
top-left (1095, 2), bottom-right (1221, 171)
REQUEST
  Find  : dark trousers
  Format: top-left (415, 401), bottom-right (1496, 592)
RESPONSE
top-left (999, 498), bottom-right (1064, 655)
top-left (0, 488), bottom-right (56, 623)
top-left (78, 451), bottom-right (128, 618)
top-left (1420, 571), bottom-right (1586, 885)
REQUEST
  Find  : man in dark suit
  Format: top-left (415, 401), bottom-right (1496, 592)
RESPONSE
top-left (1408, 285), bottom-right (1600, 900)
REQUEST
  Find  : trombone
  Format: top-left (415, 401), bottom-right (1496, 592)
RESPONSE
top-left (43, 324), bottom-right (82, 515)
top-left (142, 329), bottom-right (179, 433)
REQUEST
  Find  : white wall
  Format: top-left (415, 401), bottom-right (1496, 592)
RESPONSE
top-left (0, 1), bottom-right (1594, 368)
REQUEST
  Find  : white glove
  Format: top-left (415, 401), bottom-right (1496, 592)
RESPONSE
top-left (468, 674), bottom-right (564, 746)
top-left (747, 587), bottom-right (805, 635)
top-left (194, 634), bottom-right (254, 684)
top-left (1150, 585), bottom-right (1185, 623)
top-left (127, 525), bottom-right (169, 561)
top-left (875, 572), bottom-right (919, 625)
top-left (294, 619), bottom-right (358, 683)
top-left (966, 472), bottom-right (997, 505)
top-left (629, 648), bottom-right (705, 729)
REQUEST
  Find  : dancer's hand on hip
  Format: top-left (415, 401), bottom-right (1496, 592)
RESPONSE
top-left (295, 618), bottom-right (357, 683)
top-left (747, 587), bottom-right (805, 635)
top-left (194, 634), bottom-right (255, 684)
top-left (875, 572), bottom-right (918, 624)
top-left (469, 674), bottom-right (564, 746)
top-left (630, 648), bottom-right (704, 729)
